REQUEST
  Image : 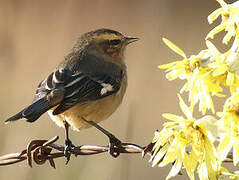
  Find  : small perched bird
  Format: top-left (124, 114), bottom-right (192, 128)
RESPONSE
top-left (6, 29), bottom-right (138, 159)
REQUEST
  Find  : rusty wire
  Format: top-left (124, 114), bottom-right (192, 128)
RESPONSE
top-left (0, 136), bottom-right (145, 168)
top-left (0, 135), bottom-right (235, 174)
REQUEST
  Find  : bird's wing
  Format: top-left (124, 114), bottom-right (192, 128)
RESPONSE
top-left (6, 53), bottom-right (123, 123)
top-left (34, 53), bottom-right (123, 115)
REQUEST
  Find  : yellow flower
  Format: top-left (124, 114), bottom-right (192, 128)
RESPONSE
top-left (159, 38), bottom-right (199, 80)
top-left (150, 95), bottom-right (220, 180)
top-left (159, 38), bottom-right (223, 114)
top-left (206, 40), bottom-right (239, 94)
top-left (218, 170), bottom-right (239, 179)
top-left (217, 91), bottom-right (239, 165)
top-left (206, 0), bottom-right (239, 44)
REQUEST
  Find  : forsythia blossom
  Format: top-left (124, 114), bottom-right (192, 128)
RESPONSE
top-left (151, 0), bottom-right (239, 179)
top-left (159, 38), bottom-right (224, 114)
top-left (150, 95), bottom-right (220, 180)
top-left (217, 92), bottom-right (239, 166)
top-left (207, 0), bottom-right (239, 44)
top-left (206, 40), bottom-right (239, 94)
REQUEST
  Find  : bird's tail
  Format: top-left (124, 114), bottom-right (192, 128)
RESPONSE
top-left (5, 98), bottom-right (52, 123)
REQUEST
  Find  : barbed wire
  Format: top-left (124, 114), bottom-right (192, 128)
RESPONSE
top-left (0, 136), bottom-right (145, 168)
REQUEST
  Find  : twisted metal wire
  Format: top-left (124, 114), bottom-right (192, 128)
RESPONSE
top-left (0, 136), bottom-right (145, 168)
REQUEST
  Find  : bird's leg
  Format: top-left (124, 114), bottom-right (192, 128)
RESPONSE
top-left (82, 117), bottom-right (122, 158)
top-left (63, 120), bottom-right (75, 164)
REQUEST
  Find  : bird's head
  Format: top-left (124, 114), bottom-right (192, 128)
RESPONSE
top-left (77, 29), bottom-right (139, 60)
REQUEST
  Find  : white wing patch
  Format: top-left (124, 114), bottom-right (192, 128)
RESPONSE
top-left (53, 71), bottom-right (64, 83)
top-left (65, 76), bottom-right (84, 88)
top-left (100, 83), bottom-right (114, 95)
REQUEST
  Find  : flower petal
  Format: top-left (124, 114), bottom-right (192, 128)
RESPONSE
top-left (217, 0), bottom-right (228, 10)
top-left (162, 38), bottom-right (186, 58)
top-left (217, 135), bottom-right (233, 161)
top-left (206, 23), bottom-right (226, 39)
top-left (162, 113), bottom-right (180, 121)
top-left (206, 40), bottom-right (221, 61)
top-left (198, 162), bottom-right (209, 180)
top-left (233, 141), bottom-right (239, 166)
top-left (223, 31), bottom-right (234, 45)
top-left (166, 160), bottom-right (182, 180)
top-left (183, 151), bottom-right (198, 180)
top-left (212, 65), bottom-right (228, 76)
top-left (208, 8), bottom-right (223, 24)
top-left (152, 143), bottom-right (170, 167)
top-left (158, 61), bottom-right (178, 69)
top-left (178, 94), bottom-right (193, 119)
top-left (226, 71), bottom-right (235, 85)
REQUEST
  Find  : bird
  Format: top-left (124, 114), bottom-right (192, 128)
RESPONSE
top-left (6, 28), bottom-right (138, 160)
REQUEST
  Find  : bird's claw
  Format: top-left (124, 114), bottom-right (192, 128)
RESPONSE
top-left (108, 135), bottom-right (122, 158)
top-left (81, 118), bottom-right (122, 158)
top-left (64, 139), bottom-right (75, 164)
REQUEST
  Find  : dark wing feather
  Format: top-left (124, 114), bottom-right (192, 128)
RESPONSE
top-left (33, 68), bottom-right (71, 103)
top-left (52, 73), bottom-right (122, 115)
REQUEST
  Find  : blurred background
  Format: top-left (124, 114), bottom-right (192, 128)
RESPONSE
top-left (0, 0), bottom-right (236, 179)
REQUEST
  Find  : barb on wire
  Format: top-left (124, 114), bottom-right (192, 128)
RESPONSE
top-left (0, 136), bottom-right (145, 168)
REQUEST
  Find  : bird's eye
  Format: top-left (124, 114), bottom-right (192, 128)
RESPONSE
top-left (109, 39), bottom-right (121, 45)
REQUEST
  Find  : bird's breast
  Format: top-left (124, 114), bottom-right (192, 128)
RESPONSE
top-left (48, 75), bottom-right (127, 131)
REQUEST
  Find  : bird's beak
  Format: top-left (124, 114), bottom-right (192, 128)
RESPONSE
top-left (125, 37), bottom-right (139, 45)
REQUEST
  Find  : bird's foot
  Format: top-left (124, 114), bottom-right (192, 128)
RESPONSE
top-left (81, 118), bottom-right (122, 158)
top-left (64, 139), bottom-right (75, 164)
top-left (108, 134), bottom-right (122, 158)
